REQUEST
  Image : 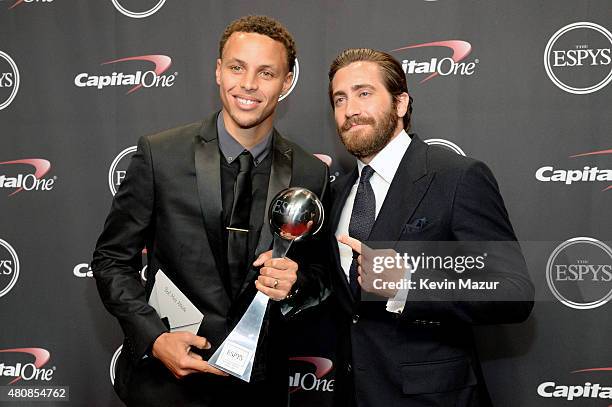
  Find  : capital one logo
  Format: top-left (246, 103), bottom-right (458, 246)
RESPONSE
top-left (391, 40), bottom-right (478, 84)
top-left (0, 239), bottom-right (19, 298)
top-left (546, 237), bottom-right (612, 309)
top-left (74, 261), bottom-right (148, 281)
top-left (424, 138), bottom-right (466, 156)
top-left (0, 159), bottom-right (56, 196)
top-left (537, 366), bottom-right (612, 401)
top-left (535, 148), bottom-right (612, 191)
top-left (0, 348), bottom-right (53, 384)
top-left (7, 0), bottom-right (53, 10)
top-left (75, 55), bottom-right (176, 94)
top-left (108, 146), bottom-right (136, 195)
top-left (110, 0), bottom-right (165, 19)
top-left (288, 357), bottom-right (334, 393)
top-left (544, 22), bottom-right (612, 94)
top-left (0, 51), bottom-right (19, 110)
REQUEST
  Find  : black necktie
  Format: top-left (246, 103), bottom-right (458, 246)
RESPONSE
top-left (348, 165), bottom-right (376, 298)
top-left (227, 152), bottom-right (253, 297)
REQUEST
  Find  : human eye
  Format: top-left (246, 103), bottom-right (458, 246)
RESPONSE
top-left (359, 90), bottom-right (371, 97)
top-left (334, 96), bottom-right (345, 107)
top-left (229, 65), bottom-right (243, 73)
top-left (259, 70), bottom-right (275, 79)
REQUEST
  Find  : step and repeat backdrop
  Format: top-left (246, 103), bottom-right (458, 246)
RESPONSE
top-left (1, 0), bottom-right (611, 406)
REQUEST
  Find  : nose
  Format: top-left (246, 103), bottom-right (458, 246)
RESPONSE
top-left (240, 71), bottom-right (258, 92)
top-left (344, 97), bottom-right (360, 118)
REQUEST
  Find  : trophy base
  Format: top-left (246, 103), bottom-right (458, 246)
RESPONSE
top-left (208, 291), bottom-right (269, 382)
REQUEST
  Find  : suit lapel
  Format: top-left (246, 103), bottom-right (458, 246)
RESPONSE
top-left (194, 113), bottom-right (231, 300)
top-left (330, 168), bottom-right (358, 232)
top-left (236, 130), bottom-right (292, 297)
top-left (368, 135), bottom-right (434, 243)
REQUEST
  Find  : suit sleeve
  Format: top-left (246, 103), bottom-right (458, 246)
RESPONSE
top-left (91, 136), bottom-right (167, 360)
top-left (401, 160), bottom-right (535, 325)
top-left (280, 163), bottom-right (332, 317)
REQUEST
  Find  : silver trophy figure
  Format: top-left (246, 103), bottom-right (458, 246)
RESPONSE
top-left (209, 187), bottom-right (324, 381)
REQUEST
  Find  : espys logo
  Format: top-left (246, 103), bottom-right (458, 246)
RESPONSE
top-left (288, 357), bottom-right (334, 393)
top-left (0, 159), bottom-right (56, 196)
top-left (110, 0), bottom-right (165, 19)
top-left (546, 237), bottom-right (612, 310)
top-left (544, 22), bottom-right (612, 94)
top-left (0, 51), bottom-right (19, 110)
top-left (0, 239), bottom-right (20, 298)
top-left (108, 146), bottom-right (136, 195)
top-left (109, 345), bottom-right (122, 385)
top-left (0, 348), bottom-right (53, 384)
top-left (279, 59), bottom-right (299, 102)
top-left (535, 148), bottom-right (612, 192)
top-left (424, 138), bottom-right (466, 156)
top-left (391, 40), bottom-right (478, 84)
top-left (537, 367), bottom-right (612, 401)
top-left (6, 0), bottom-right (53, 10)
top-left (74, 55), bottom-right (176, 94)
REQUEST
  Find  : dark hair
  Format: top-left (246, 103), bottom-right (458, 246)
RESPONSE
top-left (219, 15), bottom-right (296, 72)
top-left (329, 48), bottom-right (413, 131)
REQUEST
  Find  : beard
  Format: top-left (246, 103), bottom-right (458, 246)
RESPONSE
top-left (337, 107), bottom-right (399, 159)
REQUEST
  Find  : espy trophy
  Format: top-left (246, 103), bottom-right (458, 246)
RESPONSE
top-left (208, 187), bottom-right (324, 382)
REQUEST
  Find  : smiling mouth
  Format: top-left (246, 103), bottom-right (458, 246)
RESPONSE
top-left (234, 95), bottom-right (261, 106)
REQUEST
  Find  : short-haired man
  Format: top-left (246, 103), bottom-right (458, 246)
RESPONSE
top-left (92, 16), bottom-right (329, 407)
top-left (327, 48), bottom-right (534, 406)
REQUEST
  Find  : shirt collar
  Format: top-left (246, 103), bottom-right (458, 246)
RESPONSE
top-left (216, 112), bottom-right (273, 166)
top-left (357, 129), bottom-right (411, 184)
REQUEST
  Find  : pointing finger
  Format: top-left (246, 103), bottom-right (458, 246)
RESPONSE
top-left (337, 234), bottom-right (362, 254)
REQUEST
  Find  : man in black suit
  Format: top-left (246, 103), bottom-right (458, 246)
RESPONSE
top-left (92, 16), bottom-right (329, 406)
top-left (327, 48), bottom-right (534, 406)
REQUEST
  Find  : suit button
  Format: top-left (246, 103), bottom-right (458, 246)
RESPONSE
top-left (347, 363), bottom-right (352, 373)
top-left (352, 314), bottom-right (359, 324)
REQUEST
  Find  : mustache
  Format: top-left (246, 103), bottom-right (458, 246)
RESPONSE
top-left (340, 117), bottom-right (375, 132)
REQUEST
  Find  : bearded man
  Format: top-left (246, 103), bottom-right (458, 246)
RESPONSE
top-left (326, 48), bottom-right (534, 407)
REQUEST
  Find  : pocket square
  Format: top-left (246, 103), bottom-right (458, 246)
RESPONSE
top-left (403, 217), bottom-right (429, 232)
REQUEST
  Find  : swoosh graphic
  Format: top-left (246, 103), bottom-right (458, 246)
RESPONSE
top-left (8, 0), bottom-right (24, 10)
top-left (101, 55), bottom-right (172, 94)
top-left (0, 158), bottom-right (51, 196)
top-left (313, 154), bottom-right (332, 167)
top-left (572, 367), bottom-right (612, 373)
top-left (0, 348), bottom-right (50, 385)
top-left (391, 40), bottom-right (472, 83)
top-left (570, 148), bottom-right (612, 158)
top-left (570, 148), bottom-right (612, 191)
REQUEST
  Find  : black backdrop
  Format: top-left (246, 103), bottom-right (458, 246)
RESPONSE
top-left (1, 1), bottom-right (611, 406)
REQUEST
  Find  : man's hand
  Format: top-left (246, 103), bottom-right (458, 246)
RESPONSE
top-left (151, 331), bottom-right (228, 379)
top-left (337, 234), bottom-right (406, 298)
top-left (253, 250), bottom-right (298, 301)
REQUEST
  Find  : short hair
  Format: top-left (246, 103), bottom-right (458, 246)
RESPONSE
top-left (329, 48), bottom-right (413, 131)
top-left (219, 15), bottom-right (296, 72)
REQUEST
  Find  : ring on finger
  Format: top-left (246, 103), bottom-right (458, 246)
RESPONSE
top-left (273, 279), bottom-right (279, 289)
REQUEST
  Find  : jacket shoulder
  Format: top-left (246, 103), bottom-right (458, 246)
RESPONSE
top-left (424, 143), bottom-right (495, 179)
top-left (283, 137), bottom-right (329, 178)
top-left (144, 120), bottom-right (204, 149)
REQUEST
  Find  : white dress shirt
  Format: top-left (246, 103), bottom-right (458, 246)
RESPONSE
top-left (335, 129), bottom-right (412, 313)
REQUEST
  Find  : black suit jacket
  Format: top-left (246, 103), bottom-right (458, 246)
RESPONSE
top-left (92, 113), bottom-right (329, 406)
top-left (330, 135), bottom-right (534, 407)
